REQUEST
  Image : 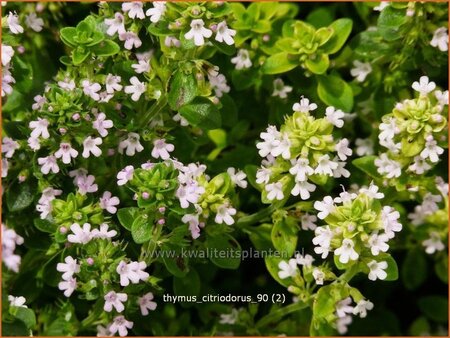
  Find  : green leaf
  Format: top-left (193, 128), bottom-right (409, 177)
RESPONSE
top-left (252, 20), bottom-right (271, 33)
top-left (91, 40), bottom-right (120, 57)
top-left (321, 18), bottom-right (353, 54)
top-left (271, 218), bottom-right (298, 257)
top-left (161, 244), bottom-right (189, 278)
top-left (262, 52), bottom-right (298, 74)
top-left (418, 296), bottom-right (448, 323)
top-left (2, 321), bottom-right (29, 336)
top-left (402, 248), bottom-right (427, 290)
top-left (168, 71), bottom-right (197, 110)
top-left (304, 53), bottom-right (329, 74)
top-left (352, 156), bottom-right (382, 179)
top-left (11, 307), bottom-right (36, 329)
top-left (34, 218), bottom-right (56, 233)
top-left (173, 268), bottom-right (200, 297)
top-left (205, 234), bottom-right (241, 269)
top-left (317, 74), bottom-right (353, 112)
top-left (377, 6), bottom-right (407, 41)
top-left (60, 27), bottom-right (77, 47)
top-left (384, 255), bottom-right (399, 281)
top-left (435, 255), bottom-right (448, 284)
top-left (131, 215), bottom-right (153, 244)
top-left (72, 48), bottom-right (90, 66)
top-left (117, 207), bottom-right (140, 231)
top-left (6, 180), bottom-right (37, 212)
top-left (179, 97), bottom-right (221, 130)
top-left (211, 40), bottom-right (236, 56)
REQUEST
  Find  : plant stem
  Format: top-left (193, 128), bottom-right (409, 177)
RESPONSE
top-left (255, 300), bottom-right (309, 329)
top-left (139, 95), bottom-right (168, 129)
top-left (236, 204), bottom-right (278, 229)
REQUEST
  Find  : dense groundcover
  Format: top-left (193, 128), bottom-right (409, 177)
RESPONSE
top-left (1, 1), bottom-right (449, 336)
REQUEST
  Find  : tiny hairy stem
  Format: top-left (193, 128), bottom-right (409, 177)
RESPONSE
top-left (236, 204), bottom-right (278, 229)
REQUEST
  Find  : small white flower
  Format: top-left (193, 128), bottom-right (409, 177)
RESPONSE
top-left (27, 137), bottom-right (40, 151)
top-left (335, 238), bottom-right (359, 264)
top-left (7, 12), bottom-right (24, 34)
top-left (104, 291), bottom-right (128, 313)
top-left (1, 44), bottom-right (14, 66)
top-left (314, 196), bottom-right (335, 219)
top-left (336, 297), bottom-right (354, 318)
top-left (57, 256), bottom-right (80, 281)
top-left (29, 118), bottom-right (50, 139)
top-left (184, 19), bottom-right (212, 46)
top-left (146, 2), bottom-right (166, 23)
top-left (173, 113), bottom-right (189, 126)
top-left (278, 259), bottom-right (298, 279)
top-left (368, 233), bottom-right (390, 256)
top-left (219, 309), bottom-right (239, 325)
top-left (132, 59), bottom-right (151, 74)
top-left (291, 180), bottom-right (316, 200)
top-left (422, 231), bottom-right (445, 254)
top-left (430, 27), bottom-right (448, 52)
top-left (82, 80), bottom-right (101, 101)
top-left (315, 154), bottom-right (338, 176)
top-left (272, 78), bottom-right (293, 99)
top-left (374, 2), bottom-right (389, 11)
top-left (109, 316), bottom-right (134, 337)
top-left (208, 73), bottom-right (230, 98)
top-left (164, 36), bottom-right (181, 48)
top-left (265, 182), bottom-right (284, 201)
top-left (336, 138), bottom-right (352, 161)
top-left (105, 74), bottom-right (123, 93)
top-left (151, 138), bottom-right (174, 160)
top-left (355, 138), bottom-right (374, 156)
top-left (292, 96), bottom-right (317, 113)
top-left (58, 277), bottom-right (77, 297)
top-left (409, 156), bottom-right (432, 174)
top-left (54, 143), bottom-right (78, 164)
top-left (295, 254), bottom-right (314, 267)
top-left (350, 60), bottom-right (372, 82)
top-left (99, 191), bottom-right (120, 214)
top-left (434, 90), bottom-right (449, 108)
top-left (124, 76), bottom-right (146, 101)
top-left (25, 13), bottom-right (44, 32)
top-left (312, 268), bottom-right (325, 285)
top-left (8, 295), bottom-right (27, 308)
top-left (215, 21), bottom-right (236, 45)
top-left (374, 153), bottom-right (401, 178)
top-left (289, 158), bottom-right (314, 182)
top-left (138, 292), bottom-right (157, 316)
top-left (182, 213), bottom-right (202, 239)
top-left (367, 260), bottom-right (388, 281)
top-left (227, 167), bottom-right (247, 188)
top-left (420, 136), bottom-right (443, 163)
top-left (37, 155), bottom-right (59, 175)
top-left (2, 158), bottom-right (9, 178)
top-left (359, 182), bottom-right (384, 199)
top-left (92, 223), bottom-right (118, 239)
top-left (105, 12), bottom-right (126, 36)
top-left (176, 184), bottom-right (205, 209)
top-left (93, 112), bottom-right (113, 137)
top-left (119, 31), bottom-right (142, 50)
top-left (67, 223), bottom-right (92, 244)
top-left (2, 137), bottom-right (20, 158)
top-left (336, 315), bottom-right (352, 335)
top-left (231, 49), bottom-right (252, 70)
top-left (333, 160), bottom-right (351, 178)
top-left (325, 106), bottom-right (345, 128)
top-left (256, 167), bottom-right (271, 185)
top-left (82, 136), bottom-right (102, 158)
top-left (381, 206), bottom-right (402, 239)
top-left (117, 165), bottom-right (134, 186)
top-left (215, 205), bottom-right (237, 225)
top-left (116, 260), bottom-right (149, 287)
top-left (119, 132), bottom-right (144, 156)
top-left (353, 299), bottom-right (374, 318)
top-left (122, 2), bottom-right (145, 19)
top-left (412, 76), bottom-right (436, 96)
top-left (58, 78), bottom-right (76, 91)
top-left (300, 213), bottom-right (317, 231)
top-left (313, 226), bottom-right (333, 258)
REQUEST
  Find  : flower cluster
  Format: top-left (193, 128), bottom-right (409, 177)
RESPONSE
top-left (374, 76), bottom-right (448, 180)
top-left (256, 96), bottom-right (351, 202)
top-left (312, 183), bottom-right (401, 280)
top-left (2, 224), bottom-right (24, 273)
